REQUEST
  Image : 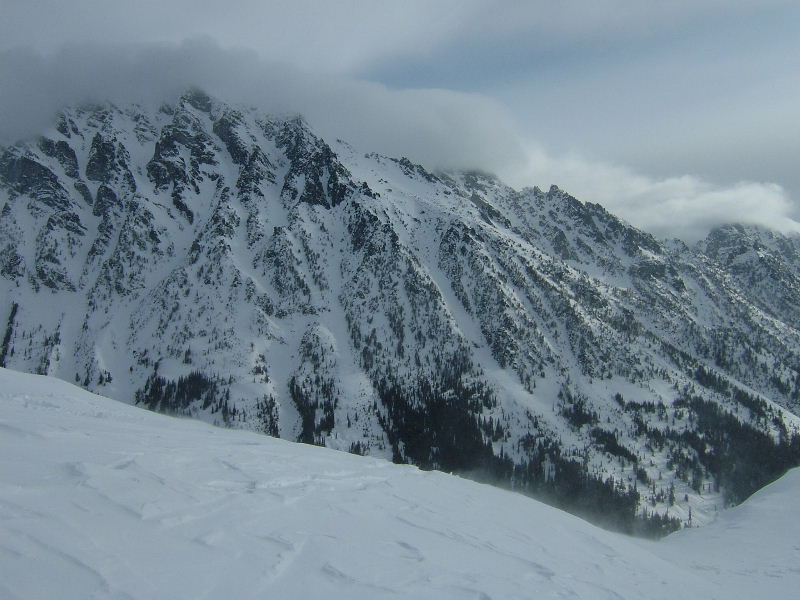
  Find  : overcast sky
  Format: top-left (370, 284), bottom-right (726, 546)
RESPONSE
top-left (2, 0), bottom-right (798, 241)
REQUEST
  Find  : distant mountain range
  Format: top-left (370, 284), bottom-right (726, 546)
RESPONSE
top-left (2, 89), bottom-right (799, 534)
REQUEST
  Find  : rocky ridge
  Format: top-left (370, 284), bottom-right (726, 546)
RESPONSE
top-left (2, 89), bottom-right (800, 534)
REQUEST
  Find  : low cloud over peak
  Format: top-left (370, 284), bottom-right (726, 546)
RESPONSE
top-left (1, 37), bottom-right (797, 244)
top-left (0, 39), bottom-right (523, 174)
top-left (506, 146), bottom-right (800, 243)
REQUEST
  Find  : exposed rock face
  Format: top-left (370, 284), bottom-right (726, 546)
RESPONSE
top-left (2, 91), bottom-right (800, 534)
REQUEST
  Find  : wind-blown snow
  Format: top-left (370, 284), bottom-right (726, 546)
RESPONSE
top-left (1, 367), bottom-right (798, 599)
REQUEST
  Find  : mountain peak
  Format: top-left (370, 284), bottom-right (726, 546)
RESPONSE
top-left (180, 87), bottom-right (214, 113)
top-left (2, 93), bottom-right (800, 534)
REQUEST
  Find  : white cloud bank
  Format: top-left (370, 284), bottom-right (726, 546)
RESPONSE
top-left (505, 146), bottom-right (800, 243)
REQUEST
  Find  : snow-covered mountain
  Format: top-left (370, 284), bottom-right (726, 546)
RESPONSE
top-left (2, 89), bottom-right (800, 532)
top-left (1, 368), bottom-right (799, 600)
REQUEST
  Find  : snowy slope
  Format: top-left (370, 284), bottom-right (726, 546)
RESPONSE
top-left (2, 90), bottom-right (800, 531)
top-left (4, 368), bottom-right (798, 600)
top-left (653, 470), bottom-right (800, 598)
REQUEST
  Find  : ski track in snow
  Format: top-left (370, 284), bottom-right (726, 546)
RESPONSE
top-left (2, 368), bottom-right (799, 599)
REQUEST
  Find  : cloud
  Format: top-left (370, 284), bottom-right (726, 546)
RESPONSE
top-left (0, 0), bottom-right (485, 74)
top-left (504, 145), bottom-right (800, 243)
top-left (1, 37), bottom-right (797, 244)
top-left (4, 1), bottom-right (788, 71)
top-left (0, 39), bottom-right (523, 173)
top-left (457, 0), bottom-right (791, 40)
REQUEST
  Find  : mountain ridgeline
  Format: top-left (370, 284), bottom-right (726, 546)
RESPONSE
top-left (2, 89), bottom-right (800, 535)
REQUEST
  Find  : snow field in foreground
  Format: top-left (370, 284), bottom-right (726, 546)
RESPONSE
top-left (1, 367), bottom-right (798, 600)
